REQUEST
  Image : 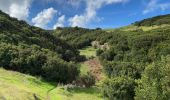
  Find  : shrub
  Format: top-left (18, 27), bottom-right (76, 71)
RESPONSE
top-left (135, 56), bottom-right (170, 100)
top-left (75, 73), bottom-right (96, 88)
top-left (42, 58), bottom-right (79, 83)
top-left (102, 77), bottom-right (136, 100)
top-left (0, 43), bottom-right (79, 83)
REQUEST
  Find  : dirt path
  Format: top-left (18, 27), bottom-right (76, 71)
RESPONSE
top-left (85, 58), bottom-right (103, 81)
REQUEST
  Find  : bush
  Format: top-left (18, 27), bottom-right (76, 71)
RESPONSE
top-left (42, 59), bottom-right (79, 83)
top-left (135, 56), bottom-right (170, 100)
top-left (102, 77), bottom-right (136, 100)
top-left (96, 49), bottom-right (103, 56)
top-left (103, 61), bottom-right (143, 79)
top-left (75, 73), bottom-right (96, 88)
top-left (0, 43), bottom-right (79, 83)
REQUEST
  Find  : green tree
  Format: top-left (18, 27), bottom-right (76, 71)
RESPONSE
top-left (135, 56), bottom-right (170, 100)
top-left (102, 77), bottom-right (136, 100)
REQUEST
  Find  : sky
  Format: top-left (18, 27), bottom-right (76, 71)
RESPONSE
top-left (0, 0), bottom-right (170, 29)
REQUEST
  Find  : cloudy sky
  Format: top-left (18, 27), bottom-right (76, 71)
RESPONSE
top-left (0, 0), bottom-right (170, 29)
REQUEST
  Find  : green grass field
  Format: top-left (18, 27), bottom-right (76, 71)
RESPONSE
top-left (79, 46), bottom-right (97, 58)
top-left (104, 24), bottom-right (170, 32)
top-left (0, 68), bottom-right (103, 100)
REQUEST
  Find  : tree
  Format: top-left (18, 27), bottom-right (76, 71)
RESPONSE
top-left (135, 56), bottom-right (170, 100)
top-left (102, 77), bottom-right (136, 100)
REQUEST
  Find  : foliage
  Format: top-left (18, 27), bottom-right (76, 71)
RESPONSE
top-left (76, 73), bottom-right (96, 88)
top-left (135, 56), bottom-right (170, 100)
top-left (0, 10), bottom-right (83, 83)
top-left (103, 61), bottom-right (143, 79)
top-left (97, 15), bottom-right (170, 100)
top-left (134, 14), bottom-right (170, 26)
top-left (0, 43), bottom-right (79, 83)
top-left (53, 27), bottom-right (103, 49)
top-left (102, 77), bottom-right (136, 100)
top-left (0, 68), bottom-right (103, 100)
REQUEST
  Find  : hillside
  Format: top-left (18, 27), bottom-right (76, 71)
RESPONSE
top-left (0, 10), bottom-right (170, 100)
top-left (134, 14), bottom-right (170, 26)
top-left (0, 10), bottom-right (85, 83)
top-left (53, 27), bottom-right (103, 49)
top-left (0, 68), bottom-right (103, 100)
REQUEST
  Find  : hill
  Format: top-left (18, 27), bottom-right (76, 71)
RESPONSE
top-left (0, 10), bottom-right (170, 100)
top-left (134, 14), bottom-right (170, 26)
top-left (0, 10), bottom-right (85, 83)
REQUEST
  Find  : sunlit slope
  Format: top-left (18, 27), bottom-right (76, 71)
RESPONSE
top-left (0, 68), bottom-right (103, 100)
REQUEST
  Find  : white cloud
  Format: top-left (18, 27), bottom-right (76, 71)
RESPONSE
top-left (67, 0), bottom-right (82, 7)
top-left (0, 0), bottom-right (32, 20)
top-left (143, 0), bottom-right (170, 14)
top-left (32, 7), bottom-right (57, 28)
top-left (53, 15), bottom-right (65, 29)
top-left (42, 0), bottom-right (82, 7)
top-left (69, 0), bottom-right (129, 27)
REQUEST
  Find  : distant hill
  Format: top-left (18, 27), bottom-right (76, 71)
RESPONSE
top-left (134, 14), bottom-right (170, 26)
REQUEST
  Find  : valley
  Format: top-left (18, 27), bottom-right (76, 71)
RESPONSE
top-left (0, 10), bottom-right (170, 100)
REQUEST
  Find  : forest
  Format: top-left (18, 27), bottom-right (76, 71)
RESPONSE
top-left (0, 10), bottom-right (170, 100)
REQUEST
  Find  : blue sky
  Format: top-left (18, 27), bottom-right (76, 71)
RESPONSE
top-left (0, 0), bottom-right (170, 29)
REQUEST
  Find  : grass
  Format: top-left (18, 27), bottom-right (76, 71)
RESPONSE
top-left (0, 68), bottom-right (103, 100)
top-left (79, 46), bottom-right (97, 58)
top-left (79, 63), bottom-right (90, 75)
top-left (79, 46), bottom-right (98, 76)
top-left (0, 46), bottom-right (103, 100)
top-left (104, 24), bottom-right (170, 32)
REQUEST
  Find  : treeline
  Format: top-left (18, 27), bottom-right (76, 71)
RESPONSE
top-left (96, 26), bottom-right (170, 99)
top-left (0, 10), bottom-right (83, 83)
top-left (53, 27), bottom-right (103, 49)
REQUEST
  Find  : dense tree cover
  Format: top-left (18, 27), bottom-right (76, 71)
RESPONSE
top-left (0, 10), bottom-right (83, 83)
top-left (102, 77), bottom-right (136, 100)
top-left (135, 56), bottom-right (170, 100)
top-left (134, 14), bottom-right (170, 26)
top-left (53, 27), bottom-right (104, 49)
top-left (23, 12), bottom-right (170, 99)
top-left (0, 10), bottom-right (83, 62)
top-left (97, 21), bottom-right (170, 100)
top-left (1, 10), bottom-right (170, 99)
top-left (0, 43), bottom-right (79, 83)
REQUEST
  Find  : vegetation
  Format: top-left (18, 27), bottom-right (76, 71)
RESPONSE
top-left (135, 56), bottom-right (170, 100)
top-left (0, 10), bottom-right (170, 100)
top-left (0, 68), bottom-right (103, 100)
top-left (0, 10), bottom-right (83, 83)
top-left (96, 16), bottom-right (170, 99)
top-left (53, 27), bottom-right (103, 49)
top-left (102, 77), bottom-right (136, 100)
top-left (79, 46), bottom-right (97, 58)
top-left (134, 14), bottom-right (170, 26)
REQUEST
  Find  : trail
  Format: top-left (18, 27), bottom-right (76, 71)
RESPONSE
top-left (85, 58), bottom-right (103, 81)
top-left (79, 46), bottom-right (103, 81)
